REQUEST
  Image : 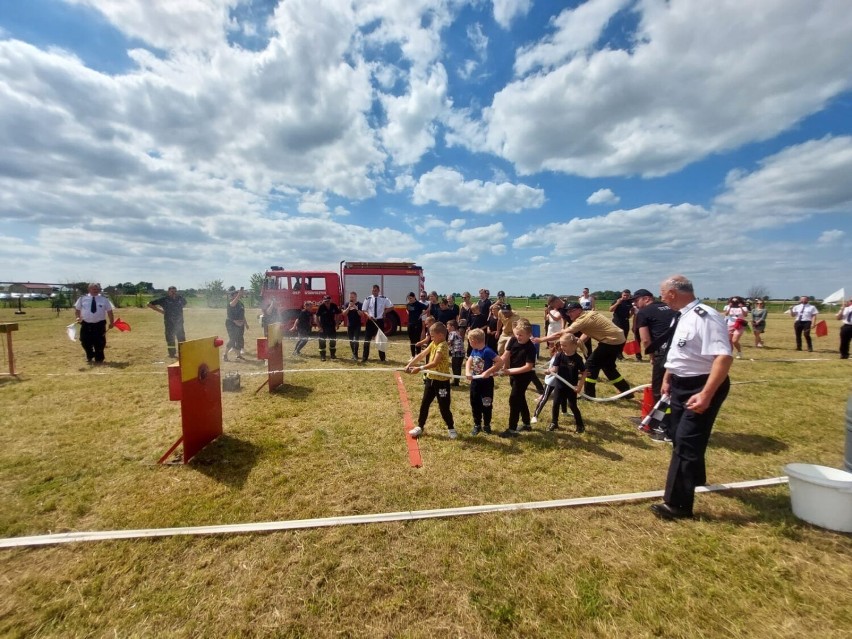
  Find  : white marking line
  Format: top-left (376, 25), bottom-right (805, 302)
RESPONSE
top-left (0, 477), bottom-right (787, 549)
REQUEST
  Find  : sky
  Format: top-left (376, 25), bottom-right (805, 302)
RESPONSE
top-left (1, 0), bottom-right (850, 300)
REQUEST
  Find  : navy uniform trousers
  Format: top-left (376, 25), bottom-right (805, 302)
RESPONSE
top-left (664, 374), bottom-right (730, 513)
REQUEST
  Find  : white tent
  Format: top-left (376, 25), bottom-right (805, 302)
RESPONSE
top-left (823, 288), bottom-right (846, 304)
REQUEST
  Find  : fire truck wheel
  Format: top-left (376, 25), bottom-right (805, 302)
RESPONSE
top-left (384, 313), bottom-right (400, 336)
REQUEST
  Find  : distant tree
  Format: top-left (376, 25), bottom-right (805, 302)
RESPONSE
top-left (69, 281), bottom-right (89, 296)
top-left (204, 279), bottom-right (227, 308)
top-left (747, 284), bottom-right (770, 301)
top-left (135, 281), bottom-right (154, 293)
top-left (249, 272), bottom-right (265, 306)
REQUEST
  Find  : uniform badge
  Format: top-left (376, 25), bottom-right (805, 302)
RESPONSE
top-left (694, 306), bottom-right (707, 317)
top-left (677, 338), bottom-right (687, 347)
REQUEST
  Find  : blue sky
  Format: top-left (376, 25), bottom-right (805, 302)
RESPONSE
top-left (1, 0), bottom-right (850, 299)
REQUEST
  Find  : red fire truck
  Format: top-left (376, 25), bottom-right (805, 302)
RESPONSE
top-left (261, 261), bottom-right (425, 334)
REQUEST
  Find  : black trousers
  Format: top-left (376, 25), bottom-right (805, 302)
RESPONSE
top-left (347, 323), bottom-right (362, 358)
top-left (318, 327), bottom-right (336, 358)
top-left (794, 320), bottom-right (813, 350)
top-left (583, 342), bottom-right (631, 398)
top-left (225, 320), bottom-right (245, 352)
top-left (552, 385), bottom-right (583, 429)
top-left (664, 375), bottom-right (730, 513)
top-left (363, 319), bottom-right (385, 361)
top-left (418, 378), bottom-right (453, 430)
top-left (840, 324), bottom-right (852, 359)
top-left (508, 371), bottom-right (534, 429)
top-left (469, 378), bottom-right (494, 428)
top-left (164, 319), bottom-right (185, 356)
top-left (451, 356), bottom-right (463, 386)
top-left (407, 322), bottom-right (422, 356)
top-left (80, 320), bottom-right (107, 362)
top-left (650, 353), bottom-right (670, 432)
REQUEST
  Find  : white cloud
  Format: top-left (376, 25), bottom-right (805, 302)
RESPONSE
top-left (357, 0), bottom-right (454, 71)
top-left (468, 22), bottom-right (488, 57)
top-left (68, 0), bottom-right (235, 51)
top-left (411, 215), bottom-right (449, 235)
top-left (586, 188), bottom-right (620, 205)
top-left (296, 191), bottom-right (349, 217)
top-left (393, 174), bottom-right (416, 192)
top-left (492, 0), bottom-right (532, 29)
top-left (715, 135), bottom-right (852, 220)
top-left (452, 222), bottom-right (507, 244)
top-left (515, 0), bottom-right (631, 76)
top-left (412, 166), bottom-right (545, 213)
top-left (817, 229), bottom-right (845, 244)
top-left (380, 64), bottom-right (449, 166)
top-left (478, 0), bottom-right (852, 177)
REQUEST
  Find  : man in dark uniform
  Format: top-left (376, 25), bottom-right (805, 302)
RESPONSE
top-left (316, 295), bottom-right (340, 361)
top-left (651, 275), bottom-right (732, 520)
top-left (608, 289), bottom-right (634, 360)
top-left (633, 288), bottom-right (677, 439)
top-left (148, 286), bottom-right (187, 358)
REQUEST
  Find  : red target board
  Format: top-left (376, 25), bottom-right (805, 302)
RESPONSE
top-left (159, 336), bottom-right (224, 464)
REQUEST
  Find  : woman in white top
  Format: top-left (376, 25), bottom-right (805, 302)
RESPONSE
top-left (545, 303), bottom-right (564, 337)
top-left (723, 296), bottom-right (748, 358)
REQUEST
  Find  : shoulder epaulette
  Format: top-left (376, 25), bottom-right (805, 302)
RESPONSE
top-left (694, 306), bottom-right (707, 317)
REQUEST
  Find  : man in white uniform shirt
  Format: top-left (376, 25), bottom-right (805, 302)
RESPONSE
top-left (651, 275), bottom-right (732, 520)
top-left (362, 284), bottom-right (393, 363)
top-left (788, 295), bottom-right (819, 352)
top-left (74, 283), bottom-right (115, 364)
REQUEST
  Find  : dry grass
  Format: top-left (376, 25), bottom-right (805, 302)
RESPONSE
top-left (1, 305), bottom-right (850, 638)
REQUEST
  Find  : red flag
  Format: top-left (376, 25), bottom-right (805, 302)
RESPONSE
top-left (113, 318), bottom-right (131, 332)
top-left (815, 320), bottom-right (828, 337)
top-left (623, 340), bottom-right (640, 355)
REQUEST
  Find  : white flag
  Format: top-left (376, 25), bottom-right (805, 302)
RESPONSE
top-left (66, 323), bottom-right (77, 342)
top-left (375, 327), bottom-right (388, 353)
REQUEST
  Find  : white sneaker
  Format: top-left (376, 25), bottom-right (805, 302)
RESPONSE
top-left (736, 353), bottom-right (742, 359)
top-left (447, 428), bottom-right (458, 439)
top-left (408, 426), bottom-right (423, 438)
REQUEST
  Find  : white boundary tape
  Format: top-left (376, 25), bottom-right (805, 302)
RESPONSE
top-left (0, 476), bottom-right (787, 549)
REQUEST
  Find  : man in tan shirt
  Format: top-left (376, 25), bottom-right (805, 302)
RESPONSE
top-left (535, 302), bottom-right (632, 398)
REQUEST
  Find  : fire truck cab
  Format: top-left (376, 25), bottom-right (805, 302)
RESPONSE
top-left (262, 261), bottom-right (425, 335)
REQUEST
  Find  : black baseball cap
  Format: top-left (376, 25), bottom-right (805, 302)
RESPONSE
top-left (632, 288), bottom-right (654, 300)
top-left (564, 302), bottom-right (583, 312)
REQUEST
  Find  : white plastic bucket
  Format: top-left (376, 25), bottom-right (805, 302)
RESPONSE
top-left (784, 463), bottom-right (852, 533)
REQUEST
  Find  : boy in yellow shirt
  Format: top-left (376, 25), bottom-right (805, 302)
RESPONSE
top-left (405, 321), bottom-right (456, 439)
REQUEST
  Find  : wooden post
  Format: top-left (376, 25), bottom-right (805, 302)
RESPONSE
top-left (0, 323), bottom-right (19, 377)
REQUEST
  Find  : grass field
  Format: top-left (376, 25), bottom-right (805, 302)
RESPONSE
top-left (1, 304), bottom-right (850, 638)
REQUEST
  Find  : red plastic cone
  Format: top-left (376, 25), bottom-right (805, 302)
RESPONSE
top-left (623, 340), bottom-right (640, 356)
top-left (641, 386), bottom-right (654, 418)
